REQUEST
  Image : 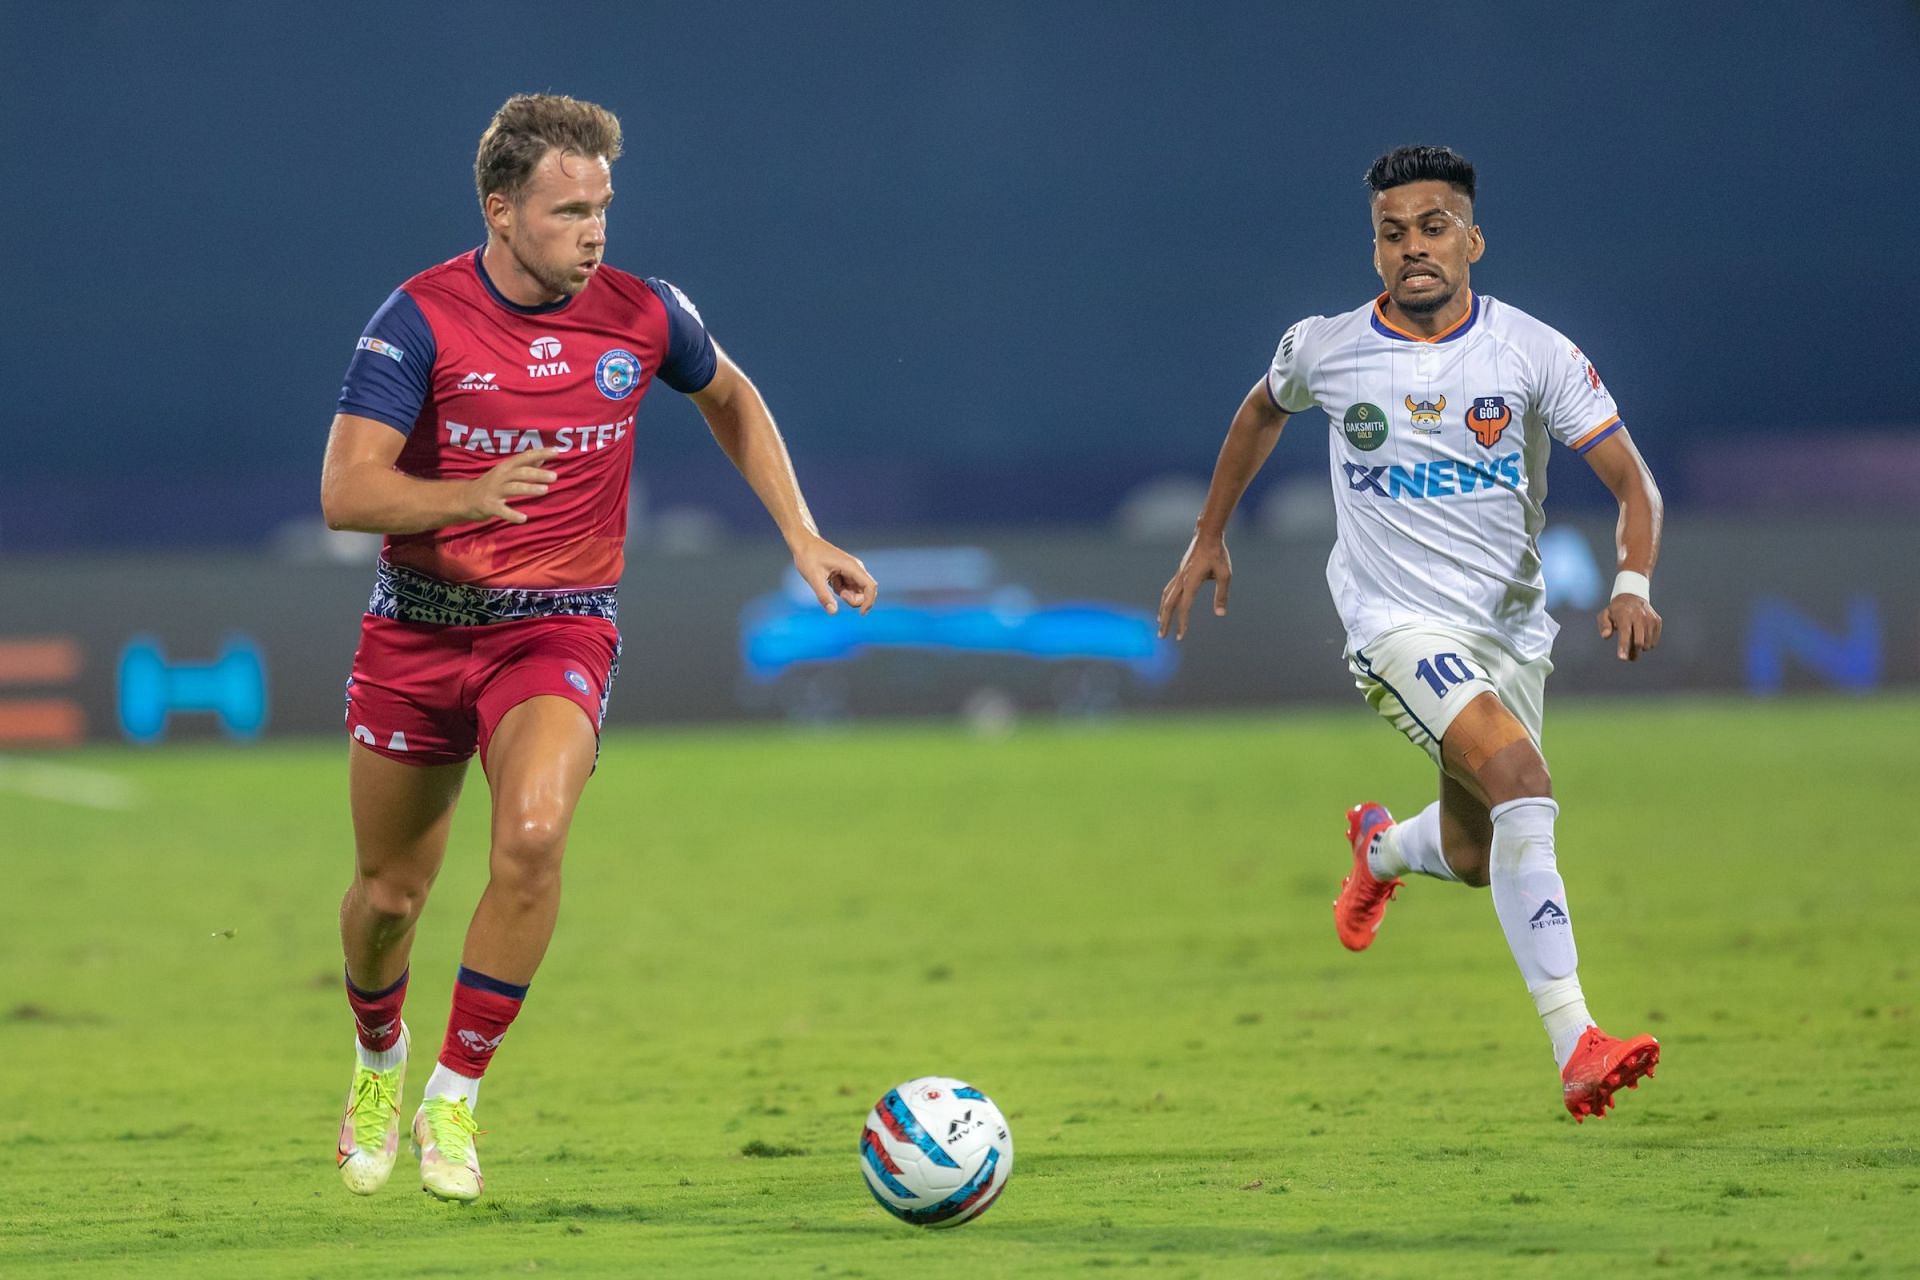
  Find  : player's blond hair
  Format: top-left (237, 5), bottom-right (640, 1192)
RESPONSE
top-left (475, 94), bottom-right (624, 207)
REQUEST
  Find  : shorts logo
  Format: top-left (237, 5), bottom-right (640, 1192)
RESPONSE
top-left (1466, 395), bottom-right (1512, 448)
top-left (1404, 394), bottom-right (1446, 433)
top-left (594, 348), bottom-right (642, 400)
top-left (357, 336), bottom-right (405, 363)
top-left (564, 669), bottom-right (590, 694)
top-left (1341, 402), bottom-right (1390, 452)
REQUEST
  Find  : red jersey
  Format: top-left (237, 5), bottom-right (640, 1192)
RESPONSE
top-left (337, 248), bottom-right (715, 590)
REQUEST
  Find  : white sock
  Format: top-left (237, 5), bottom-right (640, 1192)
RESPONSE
top-left (425, 1061), bottom-right (482, 1110)
top-left (1372, 803), bottom-right (1457, 882)
top-left (1533, 975), bottom-right (1596, 1069)
top-left (354, 1022), bottom-right (408, 1072)
top-left (1488, 797), bottom-right (1591, 1065)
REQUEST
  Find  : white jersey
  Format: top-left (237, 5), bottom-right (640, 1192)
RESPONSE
top-left (1266, 292), bottom-right (1622, 662)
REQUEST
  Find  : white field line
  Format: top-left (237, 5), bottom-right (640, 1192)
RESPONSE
top-left (0, 756), bottom-right (143, 810)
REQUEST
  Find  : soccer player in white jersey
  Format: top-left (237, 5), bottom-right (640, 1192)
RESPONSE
top-left (1157, 145), bottom-right (1665, 1121)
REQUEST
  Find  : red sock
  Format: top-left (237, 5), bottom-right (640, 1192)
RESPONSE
top-left (439, 966), bottom-right (527, 1077)
top-left (345, 967), bottom-right (407, 1053)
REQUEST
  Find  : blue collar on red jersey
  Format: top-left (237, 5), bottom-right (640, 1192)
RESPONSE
top-left (1369, 290), bottom-right (1479, 343)
top-left (471, 247), bottom-right (577, 316)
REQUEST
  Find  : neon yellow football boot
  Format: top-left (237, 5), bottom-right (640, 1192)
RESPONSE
top-left (336, 1024), bottom-right (409, 1195)
top-left (412, 1094), bottom-right (484, 1202)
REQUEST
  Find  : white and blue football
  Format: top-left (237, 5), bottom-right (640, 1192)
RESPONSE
top-left (859, 1076), bottom-right (1013, 1228)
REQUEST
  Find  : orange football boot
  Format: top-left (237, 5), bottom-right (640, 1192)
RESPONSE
top-left (1560, 1027), bottom-right (1660, 1122)
top-left (1334, 803), bottom-right (1401, 951)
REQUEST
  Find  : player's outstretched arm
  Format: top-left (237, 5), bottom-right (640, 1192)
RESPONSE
top-left (321, 414), bottom-right (557, 534)
top-left (1157, 380), bottom-right (1289, 640)
top-left (689, 347), bottom-right (876, 615)
top-left (1583, 429), bottom-right (1664, 661)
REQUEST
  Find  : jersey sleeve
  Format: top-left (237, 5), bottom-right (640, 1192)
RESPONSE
top-left (1264, 317), bottom-right (1320, 413)
top-left (645, 278), bottom-right (718, 394)
top-left (1537, 330), bottom-right (1624, 455)
top-left (337, 289), bottom-right (436, 435)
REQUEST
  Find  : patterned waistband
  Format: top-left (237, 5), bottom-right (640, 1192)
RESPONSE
top-left (368, 560), bottom-right (619, 627)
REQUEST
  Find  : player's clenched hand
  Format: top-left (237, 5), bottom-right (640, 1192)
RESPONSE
top-left (1598, 594), bottom-right (1662, 662)
top-left (463, 448), bottom-right (560, 525)
top-left (1158, 535), bottom-right (1231, 641)
top-left (793, 536), bottom-right (877, 615)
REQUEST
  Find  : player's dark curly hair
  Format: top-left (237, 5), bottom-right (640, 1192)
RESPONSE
top-left (475, 94), bottom-right (624, 207)
top-left (1365, 145), bottom-right (1475, 204)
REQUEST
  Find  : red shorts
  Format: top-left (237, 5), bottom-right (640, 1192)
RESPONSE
top-left (344, 614), bottom-right (620, 767)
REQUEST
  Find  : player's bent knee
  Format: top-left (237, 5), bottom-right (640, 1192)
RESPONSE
top-left (1444, 694), bottom-right (1550, 806)
top-left (496, 811), bottom-right (568, 860)
top-left (1480, 749), bottom-right (1553, 806)
top-left (358, 871), bottom-right (432, 926)
top-left (490, 812), bottom-right (569, 899)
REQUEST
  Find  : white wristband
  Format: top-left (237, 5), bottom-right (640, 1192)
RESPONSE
top-left (1611, 570), bottom-right (1651, 602)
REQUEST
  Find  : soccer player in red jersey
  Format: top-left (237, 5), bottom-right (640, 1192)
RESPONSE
top-left (320, 94), bottom-right (876, 1202)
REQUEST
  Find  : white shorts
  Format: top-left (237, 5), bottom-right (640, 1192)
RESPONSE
top-left (1347, 625), bottom-right (1551, 765)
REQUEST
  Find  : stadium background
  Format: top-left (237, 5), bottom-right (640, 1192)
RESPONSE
top-left (4, 6), bottom-right (1919, 1277)
top-left (3, 1), bottom-right (1917, 741)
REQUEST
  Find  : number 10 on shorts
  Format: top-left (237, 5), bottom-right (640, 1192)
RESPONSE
top-left (1414, 652), bottom-right (1476, 698)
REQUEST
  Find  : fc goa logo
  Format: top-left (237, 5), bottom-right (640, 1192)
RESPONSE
top-left (1466, 395), bottom-right (1512, 448)
top-left (1404, 394), bottom-right (1445, 432)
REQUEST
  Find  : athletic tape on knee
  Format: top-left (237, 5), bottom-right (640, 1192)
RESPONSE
top-left (1489, 798), bottom-right (1578, 984)
top-left (1446, 696), bottom-right (1533, 775)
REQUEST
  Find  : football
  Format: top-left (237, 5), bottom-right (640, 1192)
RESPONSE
top-left (858, 1076), bottom-right (1014, 1228)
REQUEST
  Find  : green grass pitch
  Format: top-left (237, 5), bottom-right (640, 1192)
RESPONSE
top-left (1, 696), bottom-right (1916, 1278)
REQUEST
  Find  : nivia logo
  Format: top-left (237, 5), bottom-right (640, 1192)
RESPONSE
top-left (457, 1028), bottom-right (508, 1053)
top-left (947, 1109), bottom-right (974, 1142)
top-left (529, 336), bottom-right (562, 361)
top-left (458, 371), bottom-right (500, 392)
top-left (1529, 901), bottom-right (1568, 930)
top-left (1345, 452), bottom-right (1521, 500)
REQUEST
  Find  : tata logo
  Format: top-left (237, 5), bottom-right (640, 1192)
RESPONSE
top-left (1345, 452), bottom-right (1521, 500)
top-left (528, 335), bottom-right (571, 378)
top-left (1404, 394), bottom-right (1446, 433)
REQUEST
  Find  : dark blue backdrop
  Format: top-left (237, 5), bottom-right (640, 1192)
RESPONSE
top-left (3, 1), bottom-right (1914, 548)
